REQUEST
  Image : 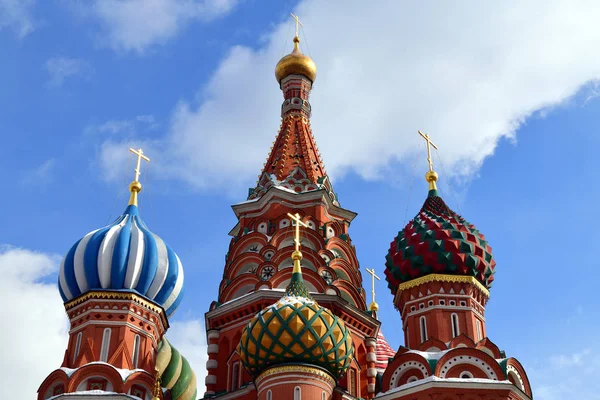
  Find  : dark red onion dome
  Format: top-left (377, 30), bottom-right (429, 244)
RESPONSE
top-left (385, 188), bottom-right (496, 295)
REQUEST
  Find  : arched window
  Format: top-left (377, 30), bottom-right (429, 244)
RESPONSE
top-left (73, 332), bottom-right (82, 363)
top-left (349, 369), bottom-right (357, 396)
top-left (266, 390), bottom-right (272, 400)
top-left (132, 334), bottom-right (141, 368)
top-left (407, 376), bottom-right (418, 383)
top-left (258, 222), bottom-right (267, 234)
top-left (100, 328), bottom-right (111, 362)
top-left (231, 362), bottom-right (239, 391)
top-left (294, 386), bottom-right (301, 400)
top-left (322, 392), bottom-right (327, 400)
top-left (451, 313), bottom-right (460, 338)
top-left (460, 371), bottom-right (474, 379)
top-left (420, 316), bottom-right (428, 343)
top-left (476, 320), bottom-right (483, 341)
top-left (326, 226), bottom-right (335, 238)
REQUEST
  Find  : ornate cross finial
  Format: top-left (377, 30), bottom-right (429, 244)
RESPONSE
top-left (287, 212), bottom-right (308, 253)
top-left (290, 13), bottom-right (303, 38)
top-left (418, 130), bottom-right (437, 172)
top-left (127, 148), bottom-right (150, 207)
top-left (418, 130), bottom-right (439, 191)
top-left (129, 147), bottom-right (150, 183)
top-left (365, 268), bottom-right (380, 313)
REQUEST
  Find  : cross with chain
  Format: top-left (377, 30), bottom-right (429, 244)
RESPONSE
top-left (365, 268), bottom-right (380, 312)
top-left (129, 148), bottom-right (150, 183)
top-left (287, 212), bottom-right (308, 252)
top-left (290, 13), bottom-right (304, 37)
top-left (418, 130), bottom-right (438, 172)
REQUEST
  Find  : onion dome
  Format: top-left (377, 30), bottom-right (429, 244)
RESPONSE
top-left (275, 35), bottom-right (317, 83)
top-left (385, 188), bottom-right (495, 294)
top-left (384, 134), bottom-right (495, 295)
top-left (375, 331), bottom-right (396, 371)
top-left (155, 338), bottom-right (197, 400)
top-left (237, 247), bottom-right (353, 379)
top-left (58, 151), bottom-right (184, 318)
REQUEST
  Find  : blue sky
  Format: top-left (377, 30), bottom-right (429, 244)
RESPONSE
top-left (1, 1), bottom-right (599, 399)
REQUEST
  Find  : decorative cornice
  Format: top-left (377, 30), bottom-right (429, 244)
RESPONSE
top-left (65, 291), bottom-right (169, 328)
top-left (231, 187), bottom-right (357, 222)
top-left (395, 274), bottom-right (490, 299)
top-left (256, 364), bottom-right (335, 387)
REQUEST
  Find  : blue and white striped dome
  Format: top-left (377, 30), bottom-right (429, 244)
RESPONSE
top-left (58, 204), bottom-right (184, 317)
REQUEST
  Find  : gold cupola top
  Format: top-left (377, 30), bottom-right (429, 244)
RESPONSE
top-left (275, 15), bottom-right (317, 83)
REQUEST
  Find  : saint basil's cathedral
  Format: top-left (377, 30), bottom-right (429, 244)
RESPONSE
top-left (37, 16), bottom-right (533, 400)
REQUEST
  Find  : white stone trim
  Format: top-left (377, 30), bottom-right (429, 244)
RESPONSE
top-left (206, 359), bottom-right (218, 369)
top-left (507, 364), bottom-right (525, 391)
top-left (367, 353), bottom-right (377, 362)
top-left (403, 305), bottom-right (486, 329)
top-left (205, 375), bottom-right (217, 385)
top-left (207, 330), bottom-right (220, 340)
top-left (207, 344), bottom-right (219, 354)
top-left (438, 356), bottom-right (497, 379)
top-left (376, 376), bottom-right (530, 400)
top-left (389, 361), bottom-right (429, 388)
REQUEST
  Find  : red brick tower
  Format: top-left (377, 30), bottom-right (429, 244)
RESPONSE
top-left (379, 132), bottom-right (533, 399)
top-left (38, 149), bottom-right (196, 400)
top-left (202, 24), bottom-right (381, 400)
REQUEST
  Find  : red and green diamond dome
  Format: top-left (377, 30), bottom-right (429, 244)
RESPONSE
top-left (385, 188), bottom-right (496, 295)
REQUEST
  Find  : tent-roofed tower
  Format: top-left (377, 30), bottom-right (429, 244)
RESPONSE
top-left (202, 15), bottom-right (382, 400)
top-left (378, 132), bottom-right (532, 400)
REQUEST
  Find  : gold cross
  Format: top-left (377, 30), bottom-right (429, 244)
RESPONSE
top-left (287, 212), bottom-right (308, 252)
top-left (365, 268), bottom-right (380, 312)
top-left (290, 13), bottom-right (303, 37)
top-left (418, 130), bottom-right (438, 172)
top-left (129, 148), bottom-right (150, 183)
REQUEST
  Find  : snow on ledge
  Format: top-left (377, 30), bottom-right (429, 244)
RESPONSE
top-left (59, 361), bottom-right (148, 381)
top-left (377, 376), bottom-right (513, 396)
top-left (49, 390), bottom-right (140, 399)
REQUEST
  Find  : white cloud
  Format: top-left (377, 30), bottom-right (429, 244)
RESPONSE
top-left (0, 245), bottom-right (207, 397)
top-left (89, 0), bottom-right (238, 52)
top-left (98, 1), bottom-right (600, 193)
top-left (166, 319), bottom-right (208, 395)
top-left (0, 0), bottom-right (35, 37)
top-left (45, 57), bottom-right (90, 88)
top-left (0, 245), bottom-right (69, 399)
top-left (21, 158), bottom-right (56, 185)
top-left (532, 348), bottom-right (600, 400)
top-left (85, 115), bottom-right (158, 137)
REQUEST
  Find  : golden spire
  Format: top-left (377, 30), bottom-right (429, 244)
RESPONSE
top-left (152, 368), bottom-right (161, 400)
top-left (287, 212), bottom-right (308, 273)
top-left (128, 147), bottom-right (150, 206)
top-left (418, 130), bottom-right (439, 191)
top-left (365, 268), bottom-right (380, 313)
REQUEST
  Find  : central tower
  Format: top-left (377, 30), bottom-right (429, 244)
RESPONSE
top-left (202, 19), bottom-right (383, 400)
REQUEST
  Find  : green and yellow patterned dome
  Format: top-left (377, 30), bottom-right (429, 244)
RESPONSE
top-left (237, 250), bottom-right (354, 379)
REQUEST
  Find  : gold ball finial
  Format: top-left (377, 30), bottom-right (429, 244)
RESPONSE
top-left (425, 170), bottom-right (438, 183)
top-left (369, 301), bottom-right (379, 312)
top-left (292, 250), bottom-right (303, 261)
top-left (129, 181), bottom-right (142, 193)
